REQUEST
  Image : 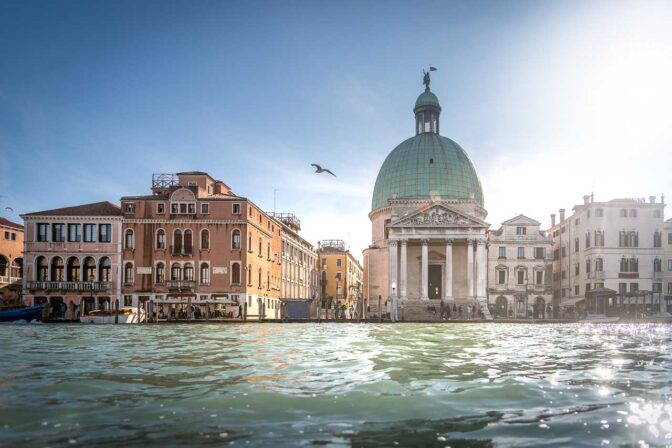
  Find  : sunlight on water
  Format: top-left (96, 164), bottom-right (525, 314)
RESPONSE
top-left (0, 323), bottom-right (670, 447)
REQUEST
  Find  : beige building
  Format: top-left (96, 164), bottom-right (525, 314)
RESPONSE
top-left (318, 240), bottom-right (362, 306)
top-left (0, 217), bottom-right (24, 306)
top-left (550, 195), bottom-right (665, 316)
top-left (663, 218), bottom-right (672, 312)
top-left (487, 215), bottom-right (553, 319)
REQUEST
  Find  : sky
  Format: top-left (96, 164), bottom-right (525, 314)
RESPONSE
top-left (1, 0), bottom-right (671, 260)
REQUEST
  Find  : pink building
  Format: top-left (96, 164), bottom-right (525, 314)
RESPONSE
top-left (21, 202), bottom-right (123, 320)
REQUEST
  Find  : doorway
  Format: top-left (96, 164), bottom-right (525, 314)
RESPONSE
top-left (428, 265), bottom-right (442, 300)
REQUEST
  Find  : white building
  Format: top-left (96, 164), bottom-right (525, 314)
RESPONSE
top-left (664, 218), bottom-right (672, 312)
top-left (550, 195), bottom-right (665, 316)
top-left (487, 215), bottom-right (553, 319)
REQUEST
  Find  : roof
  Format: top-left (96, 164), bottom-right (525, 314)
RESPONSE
top-left (414, 89), bottom-right (441, 110)
top-left (176, 171), bottom-right (214, 179)
top-left (0, 216), bottom-right (22, 230)
top-left (501, 214), bottom-right (541, 226)
top-left (22, 201), bottom-right (123, 217)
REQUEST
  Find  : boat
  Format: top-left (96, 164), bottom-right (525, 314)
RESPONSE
top-left (580, 314), bottom-right (620, 323)
top-left (646, 312), bottom-right (672, 323)
top-left (0, 306), bottom-right (45, 323)
top-left (80, 307), bottom-right (145, 324)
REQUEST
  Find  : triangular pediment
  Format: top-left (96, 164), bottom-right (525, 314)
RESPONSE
top-left (390, 203), bottom-right (489, 228)
top-left (501, 214), bottom-right (541, 226)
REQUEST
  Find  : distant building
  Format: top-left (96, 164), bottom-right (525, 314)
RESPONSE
top-left (120, 172), bottom-right (282, 320)
top-left (664, 218), bottom-right (672, 312)
top-left (318, 239), bottom-right (363, 306)
top-left (487, 215), bottom-right (553, 319)
top-left (21, 202), bottom-right (123, 320)
top-left (549, 195), bottom-right (665, 316)
top-left (0, 217), bottom-right (24, 306)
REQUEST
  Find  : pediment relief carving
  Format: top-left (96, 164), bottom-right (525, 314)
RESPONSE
top-left (395, 206), bottom-right (485, 228)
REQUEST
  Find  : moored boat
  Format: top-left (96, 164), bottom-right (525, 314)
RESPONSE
top-left (0, 306), bottom-right (45, 323)
top-left (646, 312), bottom-right (672, 323)
top-left (580, 313), bottom-right (620, 323)
top-left (80, 307), bottom-right (145, 324)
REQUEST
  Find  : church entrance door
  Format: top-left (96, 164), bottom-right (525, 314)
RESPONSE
top-left (428, 265), bottom-right (442, 300)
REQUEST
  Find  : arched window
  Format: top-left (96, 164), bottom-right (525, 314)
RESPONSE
top-left (247, 264), bottom-right (252, 285)
top-left (595, 257), bottom-right (603, 272)
top-left (183, 263), bottom-right (194, 281)
top-left (585, 258), bottom-right (591, 274)
top-left (200, 263), bottom-right (209, 285)
top-left (173, 229), bottom-right (183, 254)
top-left (200, 229), bottom-right (210, 250)
top-left (267, 242), bottom-right (271, 260)
top-left (620, 257), bottom-right (628, 272)
top-left (51, 257), bottom-right (64, 282)
top-left (0, 255), bottom-right (7, 277)
top-left (630, 257), bottom-right (638, 272)
top-left (171, 263), bottom-right (181, 281)
top-left (124, 229), bottom-right (134, 249)
top-left (124, 262), bottom-right (134, 284)
top-left (231, 229), bottom-right (241, 250)
top-left (99, 257), bottom-right (111, 282)
top-left (267, 271), bottom-right (270, 290)
top-left (10, 258), bottom-right (22, 278)
top-left (35, 256), bottom-right (48, 281)
top-left (258, 268), bottom-right (262, 288)
top-left (248, 233), bottom-right (252, 250)
top-left (155, 262), bottom-right (165, 284)
top-left (83, 257), bottom-right (96, 281)
top-left (321, 271), bottom-right (327, 295)
top-left (66, 257), bottom-right (80, 282)
top-left (654, 258), bottom-right (662, 273)
top-left (258, 237), bottom-right (262, 255)
top-left (184, 229), bottom-right (193, 254)
top-left (231, 263), bottom-right (241, 285)
top-left (156, 229), bottom-right (166, 249)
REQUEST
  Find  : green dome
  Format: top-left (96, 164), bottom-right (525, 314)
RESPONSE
top-left (371, 133), bottom-right (484, 211)
top-left (414, 90), bottom-right (441, 109)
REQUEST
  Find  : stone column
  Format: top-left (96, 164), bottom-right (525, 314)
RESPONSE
top-left (476, 239), bottom-right (486, 299)
top-left (400, 240), bottom-right (408, 300)
top-left (421, 239), bottom-right (429, 300)
top-left (388, 240), bottom-right (398, 299)
top-left (467, 239), bottom-right (474, 299)
top-left (445, 239), bottom-right (453, 301)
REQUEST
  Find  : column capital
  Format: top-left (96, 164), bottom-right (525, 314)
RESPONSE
top-left (389, 240), bottom-right (398, 248)
top-left (445, 238), bottom-right (453, 245)
top-left (476, 239), bottom-right (486, 246)
top-left (400, 239), bottom-right (408, 247)
top-left (421, 239), bottom-right (429, 246)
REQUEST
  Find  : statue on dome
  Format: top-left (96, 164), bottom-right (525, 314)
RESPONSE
top-left (422, 69), bottom-right (431, 90)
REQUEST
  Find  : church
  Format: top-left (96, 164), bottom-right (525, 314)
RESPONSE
top-left (363, 72), bottom-right (493, 320)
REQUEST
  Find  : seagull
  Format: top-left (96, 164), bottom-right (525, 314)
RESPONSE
top-left (311, 163), bottom-right (336, 177)
top-left (4, 207), bottom-right (13, 212)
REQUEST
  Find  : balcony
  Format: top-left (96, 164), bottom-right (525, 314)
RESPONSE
top-left (27, 281), bottom-right (113, 292)
top-left (170, 245), bottom-right (193, 256)
top-left (0, 276), bottom-right (22, 285)
top-left (165, 280), bottom-right (196, 290)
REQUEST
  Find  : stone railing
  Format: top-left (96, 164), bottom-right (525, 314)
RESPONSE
top-left (26, 281), bottom-right (113, 291)
top-left (165, 280), bottom-right (196, 290)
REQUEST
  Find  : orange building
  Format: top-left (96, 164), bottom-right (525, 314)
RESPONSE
top-left (0, 217), bottom-right (24, 306)
top-left (120, 172), bottom-right (282, 320)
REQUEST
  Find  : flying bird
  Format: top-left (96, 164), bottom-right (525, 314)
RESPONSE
top-left (4, 207), bottom-right (13, 212)
top-left (311, 164), bottom-right (336, 177)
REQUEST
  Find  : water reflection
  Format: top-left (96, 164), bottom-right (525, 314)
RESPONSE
top-left (0, 323), bottom-right (670, 447)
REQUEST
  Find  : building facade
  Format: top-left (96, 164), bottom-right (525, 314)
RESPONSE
top-left (487, 215), bottom-right (553, 319)
top-left (318, 240), bottom-right (363, 307)
top-left (21, 202), bottom-right (123, 320)
top-left (364, 74), bottom-right (492, 320)
top-left (270, 213), bottom-right (319, 301)
top-left (549, 195), bottom-right (665, 316)
top-left (0, 217), bottom-right (24, 306)
top-left (664, 218), bottom-right (672, 312)
top-left (120, 172), bottom-right (282, 321)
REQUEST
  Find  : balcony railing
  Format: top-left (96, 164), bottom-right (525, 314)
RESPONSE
top-left (0, 276), bottom-right (22, 284)
top-left (27, 281), bottom-right (113, 291)
top-left (165, 280), bottom-right (196, 290)
top-left (170, 245), bottom-right (193, 256)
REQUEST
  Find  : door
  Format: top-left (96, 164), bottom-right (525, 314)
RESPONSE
top-left (428, 265), bottom-right (442, 300)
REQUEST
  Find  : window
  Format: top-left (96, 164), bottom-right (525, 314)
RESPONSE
top-left (594, 230), bottom-right (604, 247)
top-left (516, 226), bottom-right (526, 235)
top-left (337, 258), bottom-right (342, 267)
top-left (668, 282), bottom-right (672, 295)
top-left (51, 257), bottom-right (64, 282)
top-left (575, 218), bottom-right (580, 226)
top-left (267, 242), bottom-right (271, 259)
top-left (587, 210), bottom-right (591, 219)
top-left (173, 229), bottom-right (183, 253)
top-left (3, 231), bottom-right (8, 240)
top-left (201, 203), bottom-right (209, 214)
top-left (575, 285), bottom-right (580, 295)
top-left (596, 208), bottom-right (603, 217)
top-left (595, 258), bottom-right (603, 272)
top-left (52, 224), bottom-right (65, 242)
top-left (630, 283), bottom-right (639, 293)
top-left (654, 231), bottom-right (662, 248)
top-left (669, 233), bottom-right (672, 244)
top-left (585, 232), bottom-right (590, 248)
top-left (124, 203), bottom-right (134, 213)
top-left (188, 181), bottom-right (197, 187)
top-left (188, 203), bottom-right (196, 214)
top-left (619, 231), bottom-right (638, 247)
top-left (653, 209), bottom-right (661, 218)
top-left (200, 229), bottom-right (210, 250)
top-left (534, 247), bottom-right (545, 259)
top-left (156, 229), bottom-right (166, 249)
top-left (668, 259), bottom-right (672, 271)
top-left (517, 269), bottom-right (526, 285)
top-left (231, 229), bottom-right (241, 249)
top-left (620, 209), bottom-right (628, 217)
top-left (124, 295), bottom-right (133, 307)
top-left (619, 283), bottom-right (627, 294)
top-left (653, 283), bottom-right (662, 293)
top-left (654, 258), bottom-right (662, 273)
top-left (497, 269), bottom-right (506, 285)
top-left (98, 224), bottom-right (111, 243)
top-left (171, 263), bottom-right (181, 281)
top-left (99, 257), bottom-right (111, 282)
top-left (84, 224), bottom-right (96, 242)
top-left (574, 238), bottom-right (579, 252)
top-left (336, 272), bottom-right (342, 281)
top-left (200, 263), bottom-right (210, 285)
top-left (248, 264), bottom-right (252, 285)
top-left (231, 263), bottom-right (241, 284)
top-left (535, 270), bottom-right (544, 285)
top-left (322, 259), bottom-right (327, 269)
top-left (124, 263), bottom-right (134, 284)
top-left (258, 237), bottom-right (262, 255)
top-left (171, 203), bottom-right (179, 214)
top-left (517, 247), bottom-right (525, 259)
top-left (36, 256), bottom-right (48, 281)
top-left (629, 209), bottom-right (637, 217)
top-left (183, 263), bottom-right (194, 281)
top-left (124, 229), bottom-right (134, 249)
top-left (183, 230), bottom-right (193, 254)
top-left (155, 263), bottom-right (165, 284)
top-left (575, 263), bottom-right (580, 276)
top-left (68, 224), bottom-right (81, 242)
top-left (585, 259), bottom-right (591, 273)
top-left (83, 257), bottom-right (96, 281)
top-left (258, 268), bottom-right (262, 288)
top-left (157, 203), bottom-right (165, 214)
top-left (498, 247), bottom-right (506, 258)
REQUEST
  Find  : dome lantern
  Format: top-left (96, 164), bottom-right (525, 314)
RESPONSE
top-left (413, 72), bottom-right (441, 135)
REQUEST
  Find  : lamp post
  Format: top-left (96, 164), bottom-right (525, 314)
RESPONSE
top-left (391, 282), bottom-right (397, 322)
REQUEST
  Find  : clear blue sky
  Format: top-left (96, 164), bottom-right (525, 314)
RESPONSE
top-left (1, 0), bottom-right (671, 257)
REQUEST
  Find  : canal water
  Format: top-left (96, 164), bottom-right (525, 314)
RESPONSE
top-left (1, 323), bottom-right (670, 447)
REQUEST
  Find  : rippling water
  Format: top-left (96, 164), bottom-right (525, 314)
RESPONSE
top-left (1, 323), bottom-right (671, 447)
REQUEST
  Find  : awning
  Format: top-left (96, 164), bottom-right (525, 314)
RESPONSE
top-left (560, 297), bottom-right (585, 307)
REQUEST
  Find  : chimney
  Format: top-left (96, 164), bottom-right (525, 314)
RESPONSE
top-left (559, 209), bottom-right (565, 223)
top-left (551, 214), bottom-right (556, 227)
top-left (583, 195), bottom-right (590, 205)
top-left (649, 195), bottom-right (656, 204)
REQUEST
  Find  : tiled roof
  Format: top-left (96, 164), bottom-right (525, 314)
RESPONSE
top-left (0, 216), bottom-right (23, 230)
top-left (23, 201), bottom-right (122, 217)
